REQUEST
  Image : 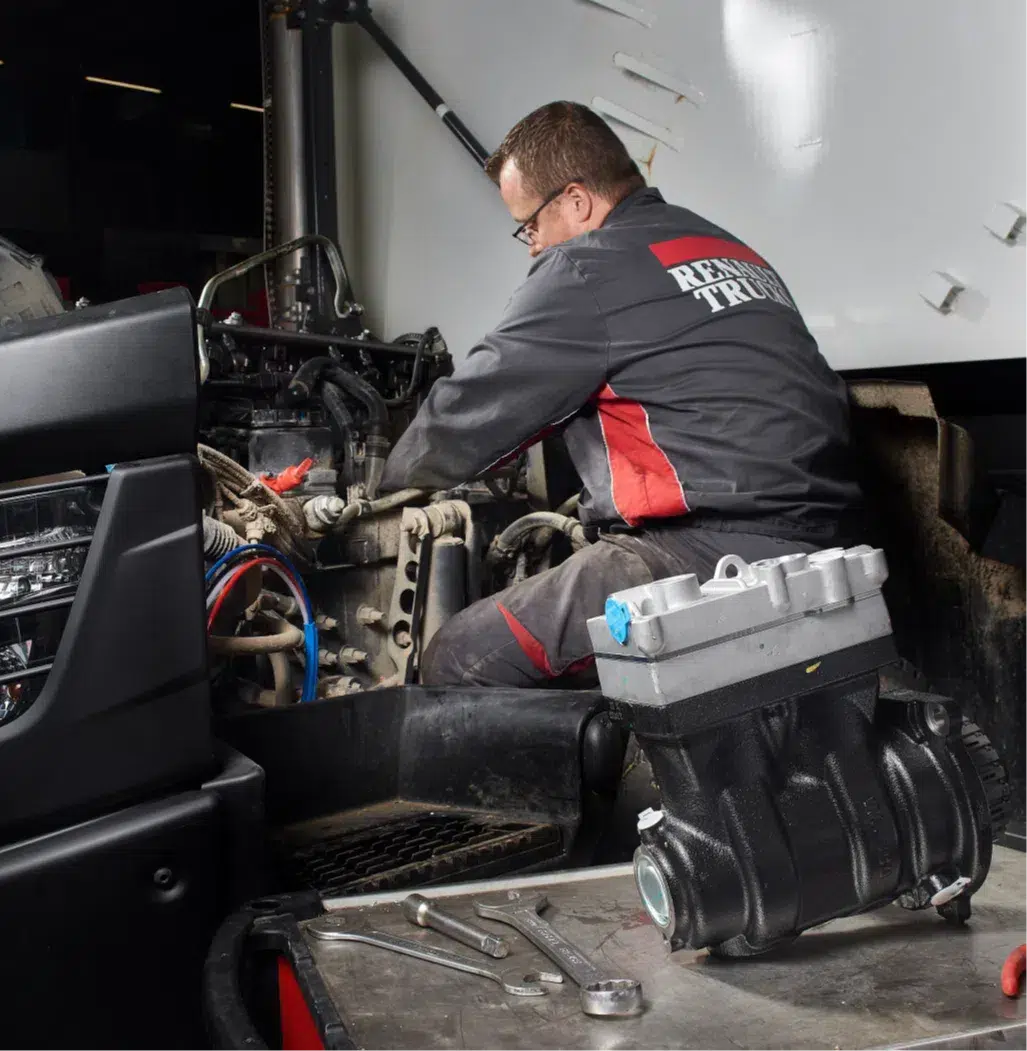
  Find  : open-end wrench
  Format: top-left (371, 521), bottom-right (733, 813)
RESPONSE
top-left (474, 894), bottom-right (644, 1017)
top-left (306, 920), bottom-right (563, 997)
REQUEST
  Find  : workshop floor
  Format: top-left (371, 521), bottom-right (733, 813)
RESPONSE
top-left (307, 846), bottom-right (1026, 1050)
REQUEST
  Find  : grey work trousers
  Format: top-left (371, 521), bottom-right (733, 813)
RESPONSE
top-left (421, 527), bottom-right (823, 688)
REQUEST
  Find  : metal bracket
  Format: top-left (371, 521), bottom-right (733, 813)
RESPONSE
top-left (291, 0), bottom-right (489, 168)
top-left (289, 0), bottom-right (368, 27)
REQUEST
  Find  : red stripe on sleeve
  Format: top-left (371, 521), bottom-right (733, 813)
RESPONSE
top-left (648, 235), bottom-right (767, 269)
top-left (596, 384), bottom-right (688, 527)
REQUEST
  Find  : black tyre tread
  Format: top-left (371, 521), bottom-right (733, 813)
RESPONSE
top-left (961, 719), bottom-right (1013, 839)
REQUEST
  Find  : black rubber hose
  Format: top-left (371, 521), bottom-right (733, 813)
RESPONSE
top-left (323, 365), bottom-right (388, 434)
top-left (285, 355), bottom-right (334, 402)
top-left (321, 381), bottom-right (355, 443)
top-left (284, 357), bottom-right (388, 435)
top-left (384, 326), bottom-right (439, 407)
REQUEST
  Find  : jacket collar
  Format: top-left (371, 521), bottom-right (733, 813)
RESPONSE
top-left (603, 185), bottom-right (665, 225)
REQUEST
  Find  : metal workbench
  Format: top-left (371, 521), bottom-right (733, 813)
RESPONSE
top-left (303, 846), bottom-right (1026, 1050)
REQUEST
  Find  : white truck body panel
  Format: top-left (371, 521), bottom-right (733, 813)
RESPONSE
top-left (333, 0), bottom-right (1025, 370)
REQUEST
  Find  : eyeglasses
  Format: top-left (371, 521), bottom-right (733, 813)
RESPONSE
top-left (511, 179), bottom-right (583, 245)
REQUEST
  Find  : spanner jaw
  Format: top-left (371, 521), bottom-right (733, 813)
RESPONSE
top-left (473, 894), bottom-right (645, 1018)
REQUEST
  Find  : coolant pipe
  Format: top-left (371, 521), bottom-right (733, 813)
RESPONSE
top-left (321, 382), bottom-right (355, 443)
top-left (304, 488), bottom-right (428, 533)
top-left (488, 512), bottom-right (587, 565)
top-left (207, 614), bottom-right (304, 655)
top-left (324, 365), bottom-right (388, 432)
top-left (285, 357), bottom-right (389, 439)
top-left (384, 326), bottom-right (439, 407)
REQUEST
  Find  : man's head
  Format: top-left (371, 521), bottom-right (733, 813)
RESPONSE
top-left (485, 101), bottom-right (645, 257)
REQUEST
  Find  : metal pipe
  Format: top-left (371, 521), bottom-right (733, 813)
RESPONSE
top-left (270, 11), bottom-right (309, 325)
top-left (198, 236), bottom-right (352, 323)
top-left (207, 320), bottom-right (413, 357)
top-left (268, 650), bottom-right (293, 706)
top-left (208, 615), bottom-right (304, 655)
top-left (356, 11), bottom-right (490, 168)
top-left (488, 513), bottom-right (587, 565)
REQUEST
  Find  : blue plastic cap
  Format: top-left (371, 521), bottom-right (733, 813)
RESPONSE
top-left (605, 597), bottom-right (632, 645)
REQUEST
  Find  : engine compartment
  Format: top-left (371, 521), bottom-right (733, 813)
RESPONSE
top-left (194, 243), bottom-right (585, 709)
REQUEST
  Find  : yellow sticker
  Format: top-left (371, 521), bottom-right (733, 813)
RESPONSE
top-left (806, 662), bottom-right (822, 674)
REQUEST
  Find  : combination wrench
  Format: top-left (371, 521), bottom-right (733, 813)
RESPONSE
top-left (306, 920), bottom-right (563, 997)
top-left (474, 893), bottom-right (644, 1017)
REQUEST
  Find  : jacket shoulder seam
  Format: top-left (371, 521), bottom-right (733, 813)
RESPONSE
top-left (553, 247), bottom-right (611, 373)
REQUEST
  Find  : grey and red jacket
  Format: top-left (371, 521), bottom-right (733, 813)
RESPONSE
top-left (381, 187), bottom-right (862, 541)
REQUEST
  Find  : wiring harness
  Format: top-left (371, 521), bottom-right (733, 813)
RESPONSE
top-left (205, 543), bottom-right (320, 703)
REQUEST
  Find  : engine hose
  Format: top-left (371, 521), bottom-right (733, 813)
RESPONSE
top-left (203, 514), bottom-right (244, 560)
top-left (527, 492), bottom-right (582, 553)
top-left (287, 355), bottom-right (334, 401)
top-left (321, 381), bottom-right (355, 442)
top-left (324, 365), bottom-right (388, 433)
top-left (555, 492), bottom-right (580, 517)
top-left (268, 650), bottom-right (293, 707)
top-left (331, 488), bottom-right (428, 531)
top-left (487, 512), bottom-right (587, 565)
top-left (208, 614), bottom-right (304, 655)
top-left (285, 357), bottom-right (389, 433)
top-left (384, 326), bottom-right (439, 407)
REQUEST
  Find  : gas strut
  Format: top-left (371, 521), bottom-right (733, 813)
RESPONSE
top-left (297, 0), bottom-right (491, 169)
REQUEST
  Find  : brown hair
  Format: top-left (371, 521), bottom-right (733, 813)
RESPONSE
top-left (485, 101), bottom-right (645, 202)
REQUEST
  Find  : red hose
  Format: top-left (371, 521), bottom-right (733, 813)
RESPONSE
top-left (1001, 944), bottom-right (1026, 998)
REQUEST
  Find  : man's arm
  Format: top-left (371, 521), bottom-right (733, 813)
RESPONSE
top-left (381, 249), bottom-right (609, 492)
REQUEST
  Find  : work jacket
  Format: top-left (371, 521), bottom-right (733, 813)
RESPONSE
top-left (381, 187), bottom-right (861, 542)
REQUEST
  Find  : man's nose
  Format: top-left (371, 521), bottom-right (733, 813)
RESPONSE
top-left (528, 242), bottom-right (543, 258)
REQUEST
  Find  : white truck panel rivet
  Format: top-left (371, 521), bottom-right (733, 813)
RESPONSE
top-left (984, 202), bottom-right (1026, 244)
top-left (919, 271), bottom-right (965, 314)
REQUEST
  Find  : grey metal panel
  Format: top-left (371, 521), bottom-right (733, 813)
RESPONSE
top-left (304, 846), bottom-right (1026, 1050)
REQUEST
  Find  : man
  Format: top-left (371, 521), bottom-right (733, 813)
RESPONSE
top-left (381, 101), bottom-right (862, 688)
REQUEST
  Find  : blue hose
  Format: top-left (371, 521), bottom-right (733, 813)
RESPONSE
top-left (206, 543), bottom-right (320, 702)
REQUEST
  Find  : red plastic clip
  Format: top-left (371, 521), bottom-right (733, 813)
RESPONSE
top-left (260, 458), bottom-right (314, 494)
top-left (1001, 944), bottom-right (1026, 998)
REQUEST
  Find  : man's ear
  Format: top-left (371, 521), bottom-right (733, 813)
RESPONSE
top-left (568, 183), bottom-right (594, 221)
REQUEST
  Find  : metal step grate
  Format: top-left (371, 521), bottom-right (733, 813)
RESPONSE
top-left (281, 812), bottom-right (563, 896)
